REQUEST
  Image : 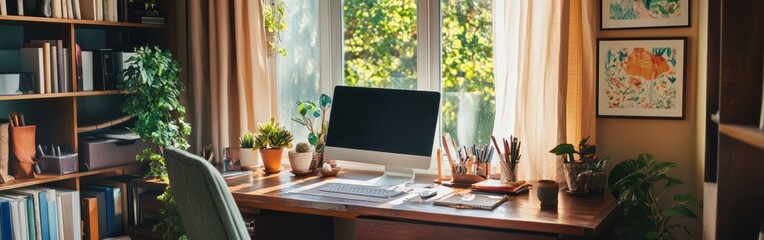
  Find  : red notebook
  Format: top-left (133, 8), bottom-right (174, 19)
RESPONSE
top-left (472, 179), bottom-right (530, 194)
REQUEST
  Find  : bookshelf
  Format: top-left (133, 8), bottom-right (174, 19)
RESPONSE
top-left (0, 1), bottom-right (178, 239)
top-left (707, 0), bottom-right (764, 239)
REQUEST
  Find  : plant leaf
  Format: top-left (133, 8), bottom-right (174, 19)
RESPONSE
top-left (661, 206), bottom-right (697, 219)
top-left (320, 94), bottom-right (332, 107)
top-left (308, 132), bottom-right (318, 145)
top-left (549, 144), bottom-right (576, 155)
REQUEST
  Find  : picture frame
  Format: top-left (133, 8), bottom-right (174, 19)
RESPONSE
top-left (601, 0), bottom-right (690, 30)
top-left (597, 38), bottom-right (687, 119)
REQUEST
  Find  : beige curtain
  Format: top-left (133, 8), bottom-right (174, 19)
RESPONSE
top-left (492, 0), bottom-right (596, 183)
top-left (187, 0), bottom-right (276, 156)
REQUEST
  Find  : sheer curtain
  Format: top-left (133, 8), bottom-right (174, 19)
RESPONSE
top-left (492, 0), bottom-right (596, 183)
top-left (187, 0), bottom-right (276, 158)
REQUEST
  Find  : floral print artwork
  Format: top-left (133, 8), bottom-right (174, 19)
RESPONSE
top-left (609, 0), bottom-right (682, 20)
top-left (604, 46), bottom-right (678, 110)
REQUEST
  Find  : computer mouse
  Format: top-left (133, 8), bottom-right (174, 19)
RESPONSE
top-left (420, 189), bottom-right (438, 198)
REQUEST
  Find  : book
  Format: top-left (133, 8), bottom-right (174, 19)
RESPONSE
top-left (7, 0), bottom-right (22, 15)
top-left (433, 192), bottom-right (508, 210)
top-left (71, 0), bottom-right (81, 19)
top-left (51, 0), bottom-right (61, 18)
top-left (79, 190), bottom-right (106, 239)
top-left (92, 49), bottom-right (115, 90)
top-left (472, 179), bottom-right (530, 195)
top-left (94, 182), bottom-right (125, 235)
top-left (10, 189), bottom-right (43, 240)
top-left (79, 0), bottom-right (95, 20)
top-left (82, 186), bottom-right (116, 237)
top-left (0, 73), bottom-right (35, 95)
top-left (95, 0), bottom-right (102, 21)
top-left (0, 199), bottom-right (13, 240)
top-left (29, 187), bottom-right (58, 240)
top-left (0, 0), bottom-right (6, 15)
top-left (0, 195), bottom-right (29, 240)
top-left (107, 175), bottom-right (141, 226)
top-left (20, 45), bottom-right (49, 94)
top-left (55, 196), bottom-right (64, 240)
top-left (2, 193), bottom-right (36, 240)
top-left (79, 197), bottom-right (98, 240)
top-left (31, 40), bottom-right (65, 93)
top-left (53, 188), bottom-right (80, 240)
top-left (81, 51), bottom-right (93, 91)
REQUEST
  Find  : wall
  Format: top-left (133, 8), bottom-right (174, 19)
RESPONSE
top-left (595, 1), bottom-right (704, 239)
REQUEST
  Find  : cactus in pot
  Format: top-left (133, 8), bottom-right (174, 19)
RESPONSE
top-left (289, 142), bottom-right (314, 173)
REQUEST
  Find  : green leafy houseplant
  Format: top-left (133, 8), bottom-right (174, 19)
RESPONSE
top-left (608, 154), bottom-right (701, 240)
top-left (255, 118), bottom-right (293, 174)
top-left (263, 0), bottom-right (287, 56)
top-left (120, 46), bottom-right (191, 240)
top-left (239, 132), bottom-right (255, 148)
top-left (291, 94), bottom-right (332, 170)
top-left (549, 136), bottom-right (608, 192)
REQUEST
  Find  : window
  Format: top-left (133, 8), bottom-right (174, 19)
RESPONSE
top-left (277, 0), bottom-right (322, 143)
top-left (342, 0), bottom-right (418, 90)
top-left (279, 0), bottom-right (495, 150)
top-left (440, 0), bottom-right (495, 147)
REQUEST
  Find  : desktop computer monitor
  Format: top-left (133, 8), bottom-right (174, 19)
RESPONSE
top-left (324, 86), bottom-right (441, 186)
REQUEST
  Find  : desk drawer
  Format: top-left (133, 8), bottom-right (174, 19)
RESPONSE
top-left (356, 218), bottom-right (557, 240)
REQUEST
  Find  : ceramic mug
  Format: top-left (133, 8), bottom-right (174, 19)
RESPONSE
top-left (537, 179), bottom-right (559, 206)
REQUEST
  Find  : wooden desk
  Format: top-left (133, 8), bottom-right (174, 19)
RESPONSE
top-left (227, 169), bottom-right (619, 239)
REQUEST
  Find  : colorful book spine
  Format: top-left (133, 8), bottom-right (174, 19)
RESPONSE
top-left (0, 199), bottom-right (12, 240)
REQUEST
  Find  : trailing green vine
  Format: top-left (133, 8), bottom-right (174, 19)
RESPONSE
top-left (120, 46), bottom-right (191, 240)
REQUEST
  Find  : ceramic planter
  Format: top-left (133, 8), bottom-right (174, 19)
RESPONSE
top-left (288, 151), bottom-right (313, 172)
top-left (240, 148), bottom-right (258, 170)
top-left (260, 148), bottom-right (284, 174)
top-left (563, 162), bottom-right (588, 192)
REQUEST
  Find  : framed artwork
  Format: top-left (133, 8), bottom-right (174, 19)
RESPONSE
top-left (597, 38), bottom-right (686, 119)
top-left (601, 0), bottom-right (690, 29)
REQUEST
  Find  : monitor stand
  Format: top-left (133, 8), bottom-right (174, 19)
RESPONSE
top-left (371, 165), bottom-right (415, 186)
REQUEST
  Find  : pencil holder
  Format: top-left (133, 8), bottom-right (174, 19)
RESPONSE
top-left (500, 161), bottom-right (519, 184)
top-left (476, 162), bottom-right (490, 179)
top-left (39, 153), bottom-right (78, 175)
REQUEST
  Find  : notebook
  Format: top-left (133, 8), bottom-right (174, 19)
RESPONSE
top-left (433, 192), bottom-right (508, 210)
top-left (472, 179), bottom-right (530, 195)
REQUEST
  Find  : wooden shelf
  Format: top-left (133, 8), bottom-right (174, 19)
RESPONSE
top-left (0, 163), bottom-right (139, 191)
top-left (0, 15), bottom-right (166, 28)
top-left (0, 90), bottom-right (127, 101)
top-left (719, 124), bottom-right (764, 150)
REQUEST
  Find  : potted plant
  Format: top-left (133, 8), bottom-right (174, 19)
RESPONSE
top-left (263, 0), bottom-right (287, 57)
top-left (608, 154), bottom-right (700, 239)
top-left (119, 46), bottom-right (191, 239)
top-left (288, 142), bottom-right (313, 173)
top-left (239, 131), bottom-right (258, 170)
top-left (292, 94), bottom-right (332, 170)
top-left (549, 136), bottom-right (607, 192)
top-left (254, 118), bottom-right (294, 174)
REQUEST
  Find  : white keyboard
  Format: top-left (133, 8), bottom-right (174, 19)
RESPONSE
top-left (320, 183), bottom-right (405, 198)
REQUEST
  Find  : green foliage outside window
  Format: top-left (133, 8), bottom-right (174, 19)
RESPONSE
top-left (343, 0), bottom-right (495, 145)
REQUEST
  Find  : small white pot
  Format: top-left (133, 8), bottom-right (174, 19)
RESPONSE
top-left (240, 148), bottom-right (259, 169)
top-left (288, 151), bottom-right (313, 172)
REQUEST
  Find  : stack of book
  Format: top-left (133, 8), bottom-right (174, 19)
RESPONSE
top-left (0, 0), bottom-right (163, 24)
top-left (20, 40), bottom-right (72, 94)
top-left (0, 187), bottom-right (81, 240)
top-left (472, 179), bottom-right (530, 195)
top-left (80, 175), bottom-right (141, 240)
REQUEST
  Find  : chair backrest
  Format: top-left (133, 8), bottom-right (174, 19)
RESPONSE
top-left (164, 147), bottom-right (250, 240)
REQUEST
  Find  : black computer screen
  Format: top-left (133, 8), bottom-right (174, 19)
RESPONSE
top-left (325, 86), bottom-right (441, 156)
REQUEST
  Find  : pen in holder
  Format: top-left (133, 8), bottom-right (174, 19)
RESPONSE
top-left (39, 153), bottom-right (78, 175)
top-left (493, 135), bottom-right (523, 185)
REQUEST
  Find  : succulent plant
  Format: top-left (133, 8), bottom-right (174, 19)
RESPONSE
top-left (240, 132), bottom-right (256, 148)
top-left (295, 142), bottom-right (311, 153)
top-left (254, 118), bottom-right (294, 149)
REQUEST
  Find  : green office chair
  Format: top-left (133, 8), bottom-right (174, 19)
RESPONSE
top-left (164, 147), bottom-right (251, 240)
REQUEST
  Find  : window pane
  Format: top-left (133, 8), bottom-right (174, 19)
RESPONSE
top-left (278, 0), bottom-right (322, 143)
top-left (441, 0), bottom-right (495, 146)
top-left (342, 0), bottom-right (417, 90)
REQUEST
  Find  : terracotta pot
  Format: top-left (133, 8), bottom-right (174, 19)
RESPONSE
top-left (260, 148), bottom-right (284, 174)
top-left (288, 151), bottom-right (313, 172)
